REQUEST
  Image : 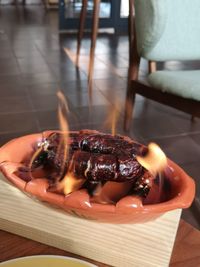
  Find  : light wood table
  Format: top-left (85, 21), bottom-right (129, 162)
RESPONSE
top-left (0, 219), bottom-right (200, 267)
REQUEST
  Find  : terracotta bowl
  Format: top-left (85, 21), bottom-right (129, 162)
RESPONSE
top-left (0, 132), bottom-right (195, 224)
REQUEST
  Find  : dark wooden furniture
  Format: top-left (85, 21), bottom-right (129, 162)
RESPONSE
top-left (124, 2), bottom-right (200, 131)
top-left (76, 0), bottom-right (101, 85)
top-left (59, 0), bottom-right (128, 32)
top-left (76, 0), bottom-right (133, 86)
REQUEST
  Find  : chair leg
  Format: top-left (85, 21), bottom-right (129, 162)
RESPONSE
top-left (124, 78), bottom-right (136, 132)
top-left (128, 0), bottom-right (134, 65)
top-left (124, 1), bottom-right (140, 131)
top-left (88, 0), bottom-right (100, 84)
top-left (76, 0), bottom-right (88, 61)
top-left (124, 0), bottom-right (135, 131)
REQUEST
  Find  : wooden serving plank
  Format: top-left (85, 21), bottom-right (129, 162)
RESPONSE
top-left (0, 173), bottom-right (181, 267)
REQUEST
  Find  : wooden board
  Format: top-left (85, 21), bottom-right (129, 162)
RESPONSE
top-left (0, 173), bottom-right (181, 267)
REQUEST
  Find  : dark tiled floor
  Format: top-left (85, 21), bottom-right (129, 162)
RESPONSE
top-left (0, 6), bottom-right (199, 230)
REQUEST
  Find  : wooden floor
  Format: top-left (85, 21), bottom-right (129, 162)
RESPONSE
top-left (0, 6), bottom-right (199, 230)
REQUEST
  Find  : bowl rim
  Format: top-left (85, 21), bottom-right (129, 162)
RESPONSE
top-left (0, 255), bottom-right (97, 267)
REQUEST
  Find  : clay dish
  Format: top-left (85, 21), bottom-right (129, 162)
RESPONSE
top-left (0, 132), bottom-right (195, 224)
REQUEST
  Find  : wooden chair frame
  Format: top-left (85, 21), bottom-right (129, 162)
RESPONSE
top-left (124, 7), bottom-right (200, 131)
top-left (76, 0), bottom-right (101, 85)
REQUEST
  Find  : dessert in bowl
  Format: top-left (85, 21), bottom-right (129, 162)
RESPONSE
top-left (0, 130), bottom-right (195, 223)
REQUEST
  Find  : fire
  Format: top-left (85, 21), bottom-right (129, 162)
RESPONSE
top-left (56, 91), bottom-right (70, 179)
top-left (136, 143), bottom-right (167, 202)
top-left (29, 90), bottom-right (82, 195)
top-left (60, 172), bottom-right (85, 195)
top-left (136, 143), bottom-right (167, 176)
top-left (55, 91), bottom-right (87, 195)
top-left (29, 146), bottom-right (44, 171)
top-left (56, 91), bottom-right (86, 194)
top-left (28, 145), bottom-right (46, 180)
top-left (105, 98), bottom-right (120, 136)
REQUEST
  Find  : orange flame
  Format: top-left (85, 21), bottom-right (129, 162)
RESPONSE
top-left (136, 143), bottom-right (167, 176)
top-left (29, 146), bottom-right (44, 171)
top-left (56, 91), bottom-right (86, 195)
top-left (29, 136), bottom-right (50, 178)
top-left (29, 90), bottom-right (84, 195)
top-left (56, 91), bottom-right (70, 179)
top-left (105, 99), bottom-right (120, 136)
top-left (60, 172), bottom-right (85, 195)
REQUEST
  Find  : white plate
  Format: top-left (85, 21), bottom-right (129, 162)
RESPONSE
top-left (1, 255), bottom-right (97, 267)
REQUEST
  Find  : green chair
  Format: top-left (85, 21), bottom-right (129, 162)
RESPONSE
top-left (124, 0), bottom-right (200, 130)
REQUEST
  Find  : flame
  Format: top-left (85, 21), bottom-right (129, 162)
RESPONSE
top-left (57, 90), bottom-right (70, 132)
top-left (58, 152), bottom-right (85, 195)
top-left (105, 99), bottom-right (121, 136)
top-left (56, 91), bottom-right (70, 179)
top-left (60, 172), bottom-right (85, 195)
top-left (29, 89), bottom-right (85, 195)
top-left (111, 110), bottom-right (118, 136)
top-left (48, 172), bottom-right (85, 195)
top-left (29, 146), bottom-right (44, 171)
top-left (56, 91), bottom-right (86, 194)
top-left (136, 143), bottom-right (167, 176)
top-left (29, 135), bottom-right (50, 178)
